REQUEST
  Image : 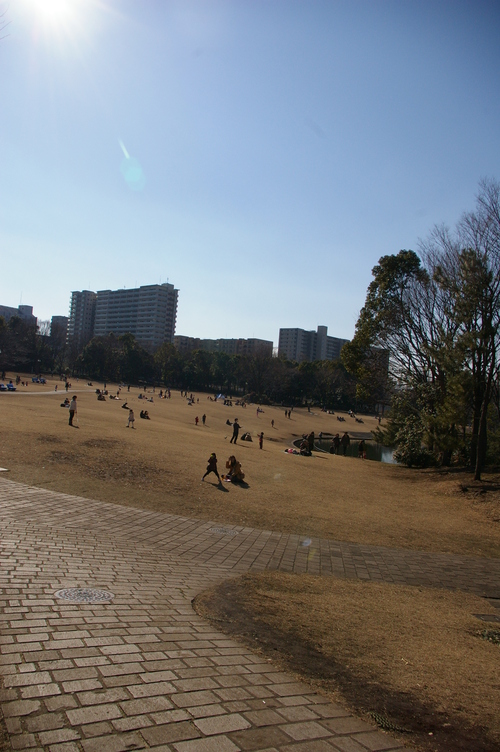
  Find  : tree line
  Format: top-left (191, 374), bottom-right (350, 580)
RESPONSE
top-left (342, 178), bottom-right (500, 479)
top-left (0, 324), bottom-right (358, 410)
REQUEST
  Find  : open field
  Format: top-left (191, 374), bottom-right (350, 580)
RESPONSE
top-left (0, 375), bottom-right (499, 558)
top-left (1, 375), bottom-right (499, 752)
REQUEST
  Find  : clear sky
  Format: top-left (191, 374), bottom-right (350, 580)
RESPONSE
top-left (1, 0), bottom-right (499, 345)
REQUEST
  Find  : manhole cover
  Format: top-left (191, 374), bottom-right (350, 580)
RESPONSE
top-left (54, 588), bottom-right (114, 603)
top-left (208, 527), bottom-right (239, 536)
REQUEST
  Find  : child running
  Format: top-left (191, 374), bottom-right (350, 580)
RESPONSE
top-left (202, 453), bottom-right (221, 483)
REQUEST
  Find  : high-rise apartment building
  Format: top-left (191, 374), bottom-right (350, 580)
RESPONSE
top-left (67, 291), bottom-right (97, 351)
top-left (93, 283), bottom-right (178, 350)
top-left (278, 325), bottom-right (349, 363)
top-left (174, 336), bottom-right (273, 358)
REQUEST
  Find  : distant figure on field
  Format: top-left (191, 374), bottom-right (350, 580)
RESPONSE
top-left (202, 453), bottom-right (221, 483)
top-left (69, 396), bottom-right (77, 426)
top-left (271, 419), bottom-right (274, 429)
top-left (127, 409), bottom-right (135, 428)
top-left (230, 418), bottom-right (240, 444)
top-left (202, 414), bottom-right (206, 425)
top-left (341, 431), bottom-right (350, 455)
top-left (195, 416), bottom-right (199, 425)
top-left (331, 433), bottom-right (340, 454)
top-left (358, 439), bottom-right (366, 459)
top-left (259, 432), bottom-right (264, 449)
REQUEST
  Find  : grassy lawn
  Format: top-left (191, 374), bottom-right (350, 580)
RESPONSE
top-left (1, 375), bottom-right (499, 752)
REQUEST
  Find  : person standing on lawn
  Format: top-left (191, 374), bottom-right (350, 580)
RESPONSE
top-left (230, 418), bottom-right (240, 444)
top-left (69, 396), bottom-right (77, 427)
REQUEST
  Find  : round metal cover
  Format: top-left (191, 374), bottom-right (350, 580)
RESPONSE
top-left (208, 527), bottom-right (238, 536)
top-left (54, 588), bottom-right (114, 603)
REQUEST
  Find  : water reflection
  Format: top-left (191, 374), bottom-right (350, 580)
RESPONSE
top-left (316, 439), bottom-right (395, 464)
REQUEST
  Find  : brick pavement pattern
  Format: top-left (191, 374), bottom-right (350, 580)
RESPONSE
top-left (1, 477), bottom-right (498, 751)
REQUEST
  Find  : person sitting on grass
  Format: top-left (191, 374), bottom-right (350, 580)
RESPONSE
top-left (225, 455), bottom-right (245, 483)
top-left (140, 410), bottom-right (150, 420)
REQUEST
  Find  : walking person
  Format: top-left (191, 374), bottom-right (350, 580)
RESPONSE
top-left (127, 409), bottom-right (135, 429)
top-left (195, 416), bottom-right (199, 426)
top-left (202, 453), bottom-right (221, 483)
top-left (202, 414), bottom-right (206, 425)
top-left (230, 418), bottom-right (240, 444)
top-left (68, 395), bottom-right (77, 427)
top-left (259, 432), bottom-right (264, 449)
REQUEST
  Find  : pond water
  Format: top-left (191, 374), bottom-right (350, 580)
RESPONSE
top-left (316, 440), bottom-right (396, 464)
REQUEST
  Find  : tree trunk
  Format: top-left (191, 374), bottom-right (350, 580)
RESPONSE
top-left (474, 357), bottom-right (496, 481)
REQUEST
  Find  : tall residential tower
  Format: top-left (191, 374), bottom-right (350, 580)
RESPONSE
top-left (93, 283), bottom-right (178, 350)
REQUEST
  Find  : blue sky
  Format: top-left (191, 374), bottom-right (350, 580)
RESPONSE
top-left (1, 0), bottom-right (499, 345)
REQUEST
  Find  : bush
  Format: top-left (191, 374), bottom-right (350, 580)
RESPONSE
top-left (393, 417), bottom-right (436, 468)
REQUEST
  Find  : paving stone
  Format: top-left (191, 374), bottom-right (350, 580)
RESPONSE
top-left (321, 717), bottom-right (374, 735)
top-left (193, 712), bottom-right (251, 735)
top-left (172, 736), bottom-right (240, 752)
top-left (81, 732), bottom-right (147, 752)
top-left (66, 703), bottom-right (123, 725)
top-left (279, 720), bottom-right (332, 740)
top-left (351, 731), bottom-right (406, 750)
top-left (141, 720), bottom-right (201, 745)
top-left (38, 730), bottom-right (81, 746)
top-left (2, 700), bottom-right (41, 718)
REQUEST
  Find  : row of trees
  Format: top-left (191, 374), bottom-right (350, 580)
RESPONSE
top-left (0, 322), bottom-right (358, 410)
top-left (77, 333), bottom-right (357, 408)
top-left (342, 178), bottom-right (500, 479)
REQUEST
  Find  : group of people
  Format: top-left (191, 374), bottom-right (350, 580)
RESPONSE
top-left (330, 432), bottom-right (351, 455)
top-left (202, 453), bottom-right (245, 484)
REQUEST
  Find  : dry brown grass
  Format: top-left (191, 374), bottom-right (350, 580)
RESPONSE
top-left (0, 375), bottom-right (499, 558)
top-left (194, 573), bottom-right (500, 752)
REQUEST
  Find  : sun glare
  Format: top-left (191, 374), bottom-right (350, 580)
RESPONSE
top-left (32, 0), bottom-right (75, 23)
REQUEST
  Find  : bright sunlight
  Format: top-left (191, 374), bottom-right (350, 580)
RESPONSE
top-left (30, 0), bottom-right (75, 23)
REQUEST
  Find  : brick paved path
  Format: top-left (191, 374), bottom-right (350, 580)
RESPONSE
top-left (1, 478), bottom-right (498, 752)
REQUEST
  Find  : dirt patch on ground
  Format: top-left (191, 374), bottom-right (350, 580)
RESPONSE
top-left (194, 572), bottom-right (500, 752)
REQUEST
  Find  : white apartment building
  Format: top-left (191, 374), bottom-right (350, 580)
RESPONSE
top-left (93, 283), bottom-right (178, 350)
top-left (174, 336), bottom-right (273, 358)
top-left (278, 325), bottom-right (349, 363)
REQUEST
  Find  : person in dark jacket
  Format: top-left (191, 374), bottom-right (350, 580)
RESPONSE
top-left (202, 453), bottom-right (221, 483)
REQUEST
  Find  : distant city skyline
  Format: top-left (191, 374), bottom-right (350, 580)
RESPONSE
top-left (1, 1), bottom-right (499, 342)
